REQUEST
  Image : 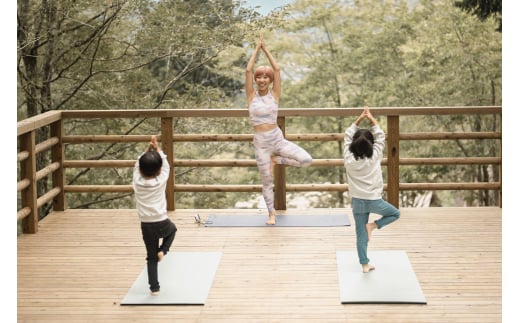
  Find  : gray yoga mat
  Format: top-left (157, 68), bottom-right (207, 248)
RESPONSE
top-left (121, 252), bottom-right (222, 305)
top-left (202, 214), bottom-right (350, 227)
top-left (336, 250), bottom-right (427, 304)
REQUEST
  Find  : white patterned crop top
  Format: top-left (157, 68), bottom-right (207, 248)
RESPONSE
top-left (248, 91), bottom-right (278, 126)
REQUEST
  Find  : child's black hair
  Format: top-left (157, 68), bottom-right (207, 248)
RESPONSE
top-left (139, 151), bottom-right (163, 177)
top-left (349, 129), bottom-right (375, 160)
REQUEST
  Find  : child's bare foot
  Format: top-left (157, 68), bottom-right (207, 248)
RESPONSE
top-left (266, 213), bottom-right (276, 225)
top-left (366, 222), bottom-right (377, 241)
top-left (157, 251), bottom-right (164, 262)
top-left (270, 156), bottom-right (277, 176)
top-left (362, 264), bottom-right (375, 273)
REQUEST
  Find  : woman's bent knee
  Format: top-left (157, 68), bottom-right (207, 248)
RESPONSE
top-left (301, 157), bottom-right (312, 167)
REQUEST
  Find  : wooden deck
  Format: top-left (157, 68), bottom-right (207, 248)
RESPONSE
top-left (17, 207), bottom-right (501, 323)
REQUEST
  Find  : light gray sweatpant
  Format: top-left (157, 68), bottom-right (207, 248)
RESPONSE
top-left (253, 127), bottom-right (312, 212)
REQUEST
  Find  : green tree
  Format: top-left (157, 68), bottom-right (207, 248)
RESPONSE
top-left (398, 0), bottom-right (501, 206)
top-left (272, 0), bottom-right (501, 207)
top-left (454, 0), bottom-right (501, 32)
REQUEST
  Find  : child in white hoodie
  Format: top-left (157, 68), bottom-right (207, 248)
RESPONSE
top-left (344, 107), bottom-right (400, 273)
top-left (133, 135), bottom-right (177, 295)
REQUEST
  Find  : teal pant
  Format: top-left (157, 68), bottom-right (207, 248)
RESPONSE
top-left (352, 198), bottom-right (400, 264)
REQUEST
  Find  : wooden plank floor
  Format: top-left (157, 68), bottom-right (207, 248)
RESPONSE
top-left (17, 207), bottom-right (501, 323)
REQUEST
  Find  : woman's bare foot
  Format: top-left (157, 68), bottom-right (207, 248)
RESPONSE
top-left (366, 222), bottom-right (377, 241)
top-left (266, 212), bottom-right (276, 225)
top-left (362, 264), bottom-right (375, 273)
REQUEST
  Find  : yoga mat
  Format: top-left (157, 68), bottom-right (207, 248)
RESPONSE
top-left (121, 252), bottom-right (222, 305)
top-left (202, 214), bottom-right (350, 227)
top-left (336, 250), bottom-right (427, 304)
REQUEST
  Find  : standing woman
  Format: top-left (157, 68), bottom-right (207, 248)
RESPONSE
top-left (245, 34), bottom-right (313, 225)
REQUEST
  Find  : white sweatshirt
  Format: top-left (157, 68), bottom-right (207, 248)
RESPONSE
top-left (343, 123), bottom-right (385, 200)
top-left (132, 151), bottom-right (170, 223)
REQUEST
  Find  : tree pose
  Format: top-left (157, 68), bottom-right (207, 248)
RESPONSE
top-left (344, 107), bottom-right (400, 273)
top-left (133, 135), bottom-right (177, 294)
top-left (245, 34), bottom-right (312, 225)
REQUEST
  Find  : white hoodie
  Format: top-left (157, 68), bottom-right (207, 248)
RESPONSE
top-left (343, 123), bottom-right (385, 200)
top-left (132, 151), bottom-right (170, 223)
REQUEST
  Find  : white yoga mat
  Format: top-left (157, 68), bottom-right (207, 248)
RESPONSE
top-left (203, 214), bottom-right (350, 227)
top-left (336, 250), bottom-right (427, 304)
top-left (121, 252), bottom-right (222, 305)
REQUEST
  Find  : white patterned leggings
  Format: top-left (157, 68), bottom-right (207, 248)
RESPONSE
top-left (253, 127), bottom-right (313, 212)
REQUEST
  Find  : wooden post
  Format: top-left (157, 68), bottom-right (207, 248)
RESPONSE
top-left (498, 131), bottom-right (502, 208)
top-left (51, 120), bottom-right (66, 211)
top-left (20, 131), bottom-right (38, 233)
top-left (274, 116), bottom-right (287, 210)
top-left (386, 115), bottom-right (400, 208)
top-left (161, 117), bottom-right (175, 210)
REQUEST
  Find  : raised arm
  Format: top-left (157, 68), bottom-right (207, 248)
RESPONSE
top-left (259, 35), bottom-right (281, 101)
top-left (366, 109), bottom-right (385, 159)
top-left (245, 37), bottom-right (262, 104)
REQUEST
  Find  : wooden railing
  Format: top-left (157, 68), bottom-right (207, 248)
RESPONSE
top-left (17, 107), bottom-right (502, 233)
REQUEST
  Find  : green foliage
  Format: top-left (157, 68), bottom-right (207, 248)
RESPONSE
top-left (454, 0), bottom-right (501, 32)
top-left (18, 0), bottom-right (285, 212)
top-left (17, 0), bottom-right (279, 116)
top-left (273, 0), bottom-right (501, 207)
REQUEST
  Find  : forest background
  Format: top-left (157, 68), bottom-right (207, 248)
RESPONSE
top-left (16, 0), bottom-right (504, 218)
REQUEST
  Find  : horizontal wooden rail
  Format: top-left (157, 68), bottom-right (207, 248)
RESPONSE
top-left (175, 185), bottom-right (261, 192)
top-left (17, 110), bottom-right (62, 136)
top-left (59, 106), bottom-right (501, 119)
top-left (64, 181), bottom-right (501, 194)
top-left (63, 135), bottom-right (161, 144)
top-left (35, 162), bottom-right (61, 181)
top-left (173, 160), bottom-right (257, 167)
top-left (61, 131), bottom-right (500, 144)
top-left (65, 185), bottom-right (134, 193)
top-left (399, 182), bottom-right (501, 190)
top-left (63, 157), bottom-right (500, 169)
top-left (17, 207), bottom-right (31, 221)
top-left (17, 178), bottom-right (31, 192)
top-left (35, 137), bottom-right (59, 154)
top-left (399, 132), bottom-right (501, 140)
top-left (36, 187), bottom-right (61, 208)
top-left (399, 157), bottom-right (501, 165)
top-left (17, 150), bottom-right (30, 162)
top-left (64, 160), bottom-right (135, 168)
